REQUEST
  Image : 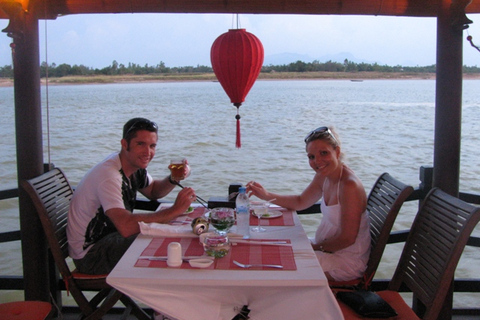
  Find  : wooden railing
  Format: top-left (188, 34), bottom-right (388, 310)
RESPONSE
top-left (1, 166), bottom-right (479, 316)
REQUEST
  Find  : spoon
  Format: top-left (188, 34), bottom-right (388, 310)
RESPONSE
top-left (233, 260), bottom-right (283, 269)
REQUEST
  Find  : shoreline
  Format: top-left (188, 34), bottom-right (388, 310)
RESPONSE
top-left (1, 72), bottom-right (479, 87)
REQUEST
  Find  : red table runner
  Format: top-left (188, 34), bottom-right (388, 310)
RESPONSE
top-left (135, 237), bottom-right (296, 270)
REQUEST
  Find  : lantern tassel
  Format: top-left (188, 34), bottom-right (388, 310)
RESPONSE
top-left (235, 107), bottom-right (241, 148)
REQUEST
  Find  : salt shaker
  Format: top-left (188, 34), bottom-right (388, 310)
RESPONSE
top-left (167, 242), bottom-right (182, 267)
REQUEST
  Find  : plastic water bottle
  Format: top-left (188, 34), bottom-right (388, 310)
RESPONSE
top-left (235, 187), bottom-right (250, 239)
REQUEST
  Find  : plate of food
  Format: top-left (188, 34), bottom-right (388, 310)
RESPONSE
top-left (181, 206), bottom-right (195, 215)
top-left (259, 210), bottom-right (283, 219)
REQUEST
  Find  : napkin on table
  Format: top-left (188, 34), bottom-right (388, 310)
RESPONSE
top-left (138, 222), bottom-right (197, 238)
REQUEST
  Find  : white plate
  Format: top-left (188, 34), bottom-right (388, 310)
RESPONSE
top-left (252, 210), bottom-right (283, 219)
top-left (180, 207), bottom-right (195, 216)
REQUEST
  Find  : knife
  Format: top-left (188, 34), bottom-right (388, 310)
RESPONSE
top-left (229, 239), bottom-right (291, 246)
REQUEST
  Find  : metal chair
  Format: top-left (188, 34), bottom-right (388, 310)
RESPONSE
top-left (329, 173), bottom-right (414, 289)
top-left (336, 187), bottom-right (480, 320)
top-left (21, 168), bottom-right (151, 320)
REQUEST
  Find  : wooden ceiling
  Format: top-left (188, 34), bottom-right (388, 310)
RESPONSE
top-left (1, 0), bottom-right (480, 20)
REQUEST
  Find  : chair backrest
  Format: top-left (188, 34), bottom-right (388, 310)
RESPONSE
top-left (361, 173), bottom-right (413, 288)
top-left (21, 168), bottom-right (74, 280)
top-left (22, 169), bottom-right (149, 320)
top-left (388, 187), bottom-right (480, 320)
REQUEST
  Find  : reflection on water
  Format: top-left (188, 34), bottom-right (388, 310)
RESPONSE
top-left (1, 79), bottom-right (479, 305)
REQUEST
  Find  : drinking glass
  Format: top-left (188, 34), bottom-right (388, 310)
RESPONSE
top-left (202, 233), bottom-right (231, 258)
top-left (250, 201), bottom-right (269, 232)
top-left (168, 158), bottom-right (190, 181)
top-left (209, 207), bottom-right (235, 236)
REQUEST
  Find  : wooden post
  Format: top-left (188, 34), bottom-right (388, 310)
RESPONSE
top-left (10, 5), bottom-right (49, 301)
top-left (429, 0), bottom-right (467, 319)
top-left (433, 0), bottom-right (464, 197)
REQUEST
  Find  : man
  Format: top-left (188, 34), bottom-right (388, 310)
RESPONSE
top-left (67, 117), bottom-right (195, 274)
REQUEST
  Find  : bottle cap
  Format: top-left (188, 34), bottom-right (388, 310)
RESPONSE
top-left (239, 187), bottom-right (246, 193)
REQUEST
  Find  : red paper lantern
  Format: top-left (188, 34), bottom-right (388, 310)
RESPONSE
top-left (210, 28), bottom-right (264, 148)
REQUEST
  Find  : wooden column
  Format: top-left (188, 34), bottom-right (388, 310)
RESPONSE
top-left (11, 5), bottom-right (49, 301)
top-left (433, 0), bottom-right (464, 197)
top-left (430, 1), bottom-right (466, 319)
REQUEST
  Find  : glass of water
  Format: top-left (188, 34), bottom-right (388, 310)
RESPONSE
top-left (250, 201), bottom-right (269, 232)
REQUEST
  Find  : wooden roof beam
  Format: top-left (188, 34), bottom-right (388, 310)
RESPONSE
top-left (1, 0), bottom-right (480, 20)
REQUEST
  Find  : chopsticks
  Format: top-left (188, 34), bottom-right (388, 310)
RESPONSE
top-left (173, 181), bottom-right (209, 209)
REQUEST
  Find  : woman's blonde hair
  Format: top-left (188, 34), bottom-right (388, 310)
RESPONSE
top-left (304, 126), bottom-right (344, 161)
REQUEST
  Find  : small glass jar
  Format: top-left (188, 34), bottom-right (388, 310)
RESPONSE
top-left (202, 234), bottom-right (231, 258)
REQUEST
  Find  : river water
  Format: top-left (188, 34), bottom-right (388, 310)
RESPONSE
top-left (1, 79), bottom-right (479, 306)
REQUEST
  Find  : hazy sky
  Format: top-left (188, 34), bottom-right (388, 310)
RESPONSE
top-left (1, 13), bottom-right (479, 68)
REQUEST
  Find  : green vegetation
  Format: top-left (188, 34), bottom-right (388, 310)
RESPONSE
top-left (0, 59), bottom-right (479, 82)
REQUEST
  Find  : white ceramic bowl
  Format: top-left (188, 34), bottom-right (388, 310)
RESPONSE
top-left (189, 258), bottom-right (214, 268)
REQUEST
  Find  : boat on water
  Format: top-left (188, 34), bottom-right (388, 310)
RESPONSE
top-left (1, 0), bottom-right (479, 318)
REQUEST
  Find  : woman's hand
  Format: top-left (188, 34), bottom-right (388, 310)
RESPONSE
top-left (246, 181), bottom-right (269, 200)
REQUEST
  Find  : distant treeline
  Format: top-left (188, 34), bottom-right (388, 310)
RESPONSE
top-left (1, 59), bottom-right (479, 78)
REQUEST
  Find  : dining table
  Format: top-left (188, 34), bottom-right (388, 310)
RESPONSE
top-left (107, 204), bottom-right (344, 320)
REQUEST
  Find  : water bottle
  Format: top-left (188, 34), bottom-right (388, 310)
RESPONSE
top-left (235, 187), bottom-right (250, 239)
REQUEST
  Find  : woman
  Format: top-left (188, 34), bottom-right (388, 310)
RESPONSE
top-left (246, 126), bottom-right (370, 281)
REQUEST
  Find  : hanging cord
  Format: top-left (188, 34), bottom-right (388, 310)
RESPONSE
top-left (43, 4), bottom-right (51, 165)
top-left (466, 32), bottom-right (480, 53)
top-left (231, 14), bottom-right (241, 29)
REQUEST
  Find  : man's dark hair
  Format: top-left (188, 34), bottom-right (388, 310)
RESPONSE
top-left (122, 118), bottom-right (158, 143)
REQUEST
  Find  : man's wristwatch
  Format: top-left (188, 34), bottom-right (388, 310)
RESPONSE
top-left (168, 174), bottom-right (177, 185)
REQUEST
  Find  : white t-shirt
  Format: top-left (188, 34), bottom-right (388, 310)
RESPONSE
top-left (67, 153), bottom-right (152, 259)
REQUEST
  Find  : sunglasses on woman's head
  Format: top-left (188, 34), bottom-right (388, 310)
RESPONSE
top-left (304, 126), bottom-right (338, 145)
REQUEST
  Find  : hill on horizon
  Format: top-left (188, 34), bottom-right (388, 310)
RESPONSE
top-left (263, 52), bottom-right (418, 67)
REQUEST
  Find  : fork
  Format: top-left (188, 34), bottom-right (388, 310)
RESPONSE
top-left (233, 260), bottom-right (283, 269)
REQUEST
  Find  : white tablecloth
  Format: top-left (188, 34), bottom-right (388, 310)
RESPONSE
top-left (107, 211), bottom-right (344, 320)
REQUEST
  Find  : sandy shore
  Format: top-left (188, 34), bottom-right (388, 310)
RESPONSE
top-left (1, 72), bottom-right (479, 87)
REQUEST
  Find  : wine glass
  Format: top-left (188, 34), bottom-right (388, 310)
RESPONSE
top-left (209, 207), bottom-right (235, 236)
top-left (250, 201), bottom-right (269, 233)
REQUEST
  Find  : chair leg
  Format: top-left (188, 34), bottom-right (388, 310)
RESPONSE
top-left (83, 289), bottom-right (123, 320)
top-left (120, 303), bottom-right (133, 320)
top-left (87, 288), bottom-right (112, 310)
top-left (119, 294), bottom-right (152, 320)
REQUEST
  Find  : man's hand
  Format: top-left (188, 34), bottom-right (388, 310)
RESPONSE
top-left (171, 186), bottom-right (196, 213)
